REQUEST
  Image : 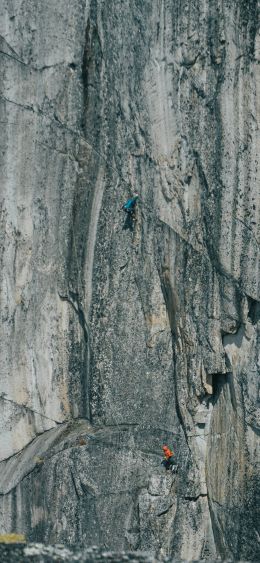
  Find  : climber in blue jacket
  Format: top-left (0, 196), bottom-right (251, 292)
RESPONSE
top-left (121, 193), bottom-right (139, 216)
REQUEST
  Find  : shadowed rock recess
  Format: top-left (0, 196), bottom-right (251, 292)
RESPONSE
top-left (0, 0), bottom-right (259, 561)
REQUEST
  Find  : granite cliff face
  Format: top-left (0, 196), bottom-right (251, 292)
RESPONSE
top-left (0, 0), bottom-right (259, 561)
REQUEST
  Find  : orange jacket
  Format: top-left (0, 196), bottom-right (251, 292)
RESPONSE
top-left (163, 446), bottom-right (174, 459)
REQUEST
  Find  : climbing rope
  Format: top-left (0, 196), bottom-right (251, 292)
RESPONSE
top-left (0, 101), bottom-right (134, 191)
top-left (0, 393), bottom-right (61, 425)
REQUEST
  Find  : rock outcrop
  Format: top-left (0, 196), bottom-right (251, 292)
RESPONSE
top-left (0, 0), bottom-right (259, 561)
top-left (0, 543), bottom-right (202, 563)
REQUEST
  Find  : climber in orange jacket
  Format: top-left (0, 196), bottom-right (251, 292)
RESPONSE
top-left (161, 445), bottom-right (176, 472)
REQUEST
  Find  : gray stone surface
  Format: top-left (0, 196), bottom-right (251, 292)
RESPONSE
top-left (0, 543), bottom-right (214, 563)
top-left (0, 543), bottom-right (255, 562)
top-left (0, 0), bottom-right (259, 561)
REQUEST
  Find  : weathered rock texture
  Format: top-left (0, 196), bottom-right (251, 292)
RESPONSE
top-left (0, 0), bottom-right (259, 561)
top-left (0, 543), bottom-right (205, 563)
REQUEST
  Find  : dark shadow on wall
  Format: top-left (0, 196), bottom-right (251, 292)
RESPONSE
top-left (81, 19), bottom-right (103, 139)
top-left (122, 213), bottom-right (135, 232)
top-left (211, 372), bottom-right (237, 412)
top-left (247, 297), bottom-right (260, 325)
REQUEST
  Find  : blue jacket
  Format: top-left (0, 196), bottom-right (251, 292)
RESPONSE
top-left (122, 197), bottom-right (138, 211)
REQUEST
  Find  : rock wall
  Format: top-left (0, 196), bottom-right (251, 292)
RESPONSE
top-left (0, 0), bottom-right (259, 561)
top-left (0, 543), bottom-right (204, 563)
